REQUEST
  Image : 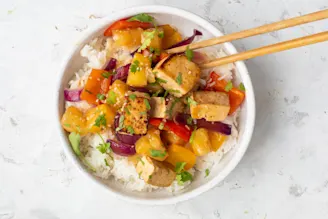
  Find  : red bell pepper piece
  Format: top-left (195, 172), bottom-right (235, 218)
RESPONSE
top-left (104, 18), bottom-right (154, 36)
top-left (205, 72), bottom-right (245, 115)
top-left (149, 118), bottom-right (191, 142)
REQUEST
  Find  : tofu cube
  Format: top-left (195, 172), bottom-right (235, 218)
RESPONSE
top-left (190, 91), bottom-right (230, 121)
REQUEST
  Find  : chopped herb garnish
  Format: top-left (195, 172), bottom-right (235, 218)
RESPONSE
top-left (96, 141), bottom-right (110, 154)
top-left (138, 171), bottom-right (143, 178)
top-left (85, 89), bottom-right (92, 94)
top-left (176, 72), bottom-right (182, 85)
top-left (104, 158), bottom-right (109, 166)
top-left (150, 149), bottom-right (167, 158)
top-left (187, 97), bottom-right (197, 106)
top-left (168, 89), bottom-right (180, 93)
top-left (115, 115), bottom-right (125, 132)
top-left (152, 89), bottom-right (162, 97)
top-left (224, 81), bottom-right (233, 92)
top-left (205, 168), bottom-right (210, 177)
top-left (68, 132), bottom-right (81, 156)
top-left (189, 128), bottom-right (197, 143)
top-left (126, 126), bottom-right (135, 134)
top-left (130, 60), bottom-right (140, 73)
top-left (106, 90), bottom-right (117, 105)
top-left (129, 94), bottom-right (137, 100)
top-left (158, 122), bottom-right (165, 130)
top-left (163, 90), bottom-right (169, 98)
top-left (185, 46), bottom-right (194, 61)
top-left (158, 31), bottom-right (164, 38)
top-left (124, 107), bottom-right (131, 115)
top-left (144, 99), bottom-right (151, 110)
top-left (239, 82), bottom-right (246, 91)
top-left (187, 116), bottom-right (193, 125)
top-left (94, 114), bottom-right (107, 127)
top-left (97, 93), bottom-right (105, 101)
top-left (149, 47), bottom-right (155, 53)
top-left (138, 30), bottom-right (156, 52)
top-left (149, 175), bottom-right (153, 180)
top-left (101, 71), bottom-right (116, 78)
top-left (127, 13), bottom-right (154, 24)
top-left (138, 157), bottom-right (145, 165)
top-left (166, 98), bottom-right (179, 117)
top-left (64, 123), bottom-right (71, 128)
top-left (176, 171), bottom-right (193, 185)
top-left (140, 111), bottom-right (147, 116)
top-left (175, 162), bottom-right (186, 173)
top-left (156, 77), bottom-right (167, 84)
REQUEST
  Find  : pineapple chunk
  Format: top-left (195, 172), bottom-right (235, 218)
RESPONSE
top-left (154, 55), bottom-right (200, 97)
top-left (85, 104), bottom-right (115, 133)
top-left (141, 28), bottom-right (164, 51)
top-left (190, 91), bottom-right (230, 121)
top-left (160, 25), bottom-right (183, 49)
top-left (112, 28), bottom-right (143, 50)
top-left (106, 80), bottom-right (129, 110)
top-left (127, 53), bottom-right (151, 87)
top-left (61, 106), bottom-right (86, 135)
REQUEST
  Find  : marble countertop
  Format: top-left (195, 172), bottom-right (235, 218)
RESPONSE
top-left (1, 0), bottom-right (328, 218)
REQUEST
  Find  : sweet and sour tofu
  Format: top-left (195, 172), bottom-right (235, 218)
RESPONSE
top-left (136, 156), bottom-right (176, 187)
top-left (190, 91), bottom-right (230, 121)
top-left (154, 55), bottom-right (200, 97)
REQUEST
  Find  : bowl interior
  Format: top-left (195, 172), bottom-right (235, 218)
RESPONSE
top-left (57, 6), bottom-right (254, 204)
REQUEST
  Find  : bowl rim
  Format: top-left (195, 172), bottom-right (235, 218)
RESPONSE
top-left (56, 5), bottom-right (256, 205)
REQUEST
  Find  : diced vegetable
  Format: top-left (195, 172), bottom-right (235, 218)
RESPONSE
top-left (161, 130), bottom-right (185, 145)
top-left (174, 113), bottom-right (232, 135)
top-left (106, 80), bottom-right (129, 110)
top-left (208, 131), bottom-right (226, 152)
top-left (80, 69), bottom-right (107, 105)
top-left (64, 89), bottom-right (82, 102)
top-left (190, 91), bottom-right (230, 121)
top-left (135, 129), bottom-right (168, 161)
top-left (149, 118), bottom-right (191, 142)
top-left (112, 63), bottom-right (131, 83)
top-left (104, 18), bottom-right (153, 36)
top-left (127, 53), bottom-right (151, 87)
top-left (160, 25), bottom-right (183, 49)
top-left (61, 106), bottom-right (86, 135)
top-left (165, 144), bottom-right (196, 170)
top-left (85, 104), bottom-right (115, 133)
top-left (107, 139), bottom-right (136, 156)
top-left (112, 28), bottom-right (143, 49)
top-left (169, 29), bottom-right (202, 49)
top-left (154, 55), bottom-right (200, 97)
top-left (205, 72), bottom-right (245, 115)
top-left (105, 58), bottom-right (117, 71)
top-left (136, 156), bottom-right (176, 187)
top-left (190, 128), bottom-right (211, 156)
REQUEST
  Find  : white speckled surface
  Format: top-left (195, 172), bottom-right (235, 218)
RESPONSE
top-left (1, 0), bottom-right (328, 218)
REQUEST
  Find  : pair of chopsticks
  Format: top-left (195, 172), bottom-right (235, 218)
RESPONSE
top-left (165, 9), bottom-right (328, 69)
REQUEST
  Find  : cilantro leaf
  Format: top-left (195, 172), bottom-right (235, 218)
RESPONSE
top-left (176, 72), bottom-right (182, 85)
top-left (187, 116), bottom-right (193, 125)
top-left (189, 128), bottom-right (197, 143)
top-left (127, 13), bottom-right (154, 24)
top-left (126, 126), bottom-right (135, 135)
top-left (150, 149), bottom-right (167, 158)
top-left (158, 31), bottom-right (164, 38)
top-left (107, 90), bottom-right (117, 105)
top-left (156, 77), bottom-right (167, 84)
top-left (144, 99), bottom-right (151, 110)
top-left (175, 162), bottom-right (186, 173)
top-left (205, 168), bottom-right (210, 177)
top-left (224, 81), bottom-right (233, 92)
top-left (176, 171), bottom-right (193, 185)
top-left (94, 114), bottom-right (107, 127)
top-left (124, 107), bottom-right (131, 115)
top-left (185, 46), bottom-right (194, 61)
top-left (97, 93), bottom-right (105, 101)
top-left (152, 90), bottom-right (162, 97)
top-left (68, 132), bottom-right (81, 156)
top-left (96, 133), bottom-right (111, 154)
top-left (115, 115), bottom-right (125, 132)
top-left (138, 30), bottom-right (156, 52)
top-left (130, 60), bottom-right (140, 73)
top-left (102, 71), bottom-right (116, 78)
top-left (104, 158), bottom-right (109, 166)
top-left (187, 97), bottom-right (197, 106)
top-left (239, 82), bottom-right (246, 91)
top-left (129, 94), bottom-right (137, 100)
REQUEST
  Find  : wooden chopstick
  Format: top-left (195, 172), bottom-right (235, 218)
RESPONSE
top-left (199, 31), bottom-right (328, 69)
top-left (165, 9), bottom-right (328, 54)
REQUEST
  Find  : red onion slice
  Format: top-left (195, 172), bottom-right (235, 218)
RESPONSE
top-left (107, 139), bottom-right (136, 156)
top-left (105, 58), bottom-right (117, 71)
top-left (64, 89), bottom-right (82, 102)
top-left (111, 63), bottom-right (131, 83)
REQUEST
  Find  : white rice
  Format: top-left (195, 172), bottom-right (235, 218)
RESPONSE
top-left (65, 35), bottom-right (239, 192)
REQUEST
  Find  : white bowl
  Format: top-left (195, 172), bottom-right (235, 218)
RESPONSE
top-left (56, 5), bottom-right (255, 205)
